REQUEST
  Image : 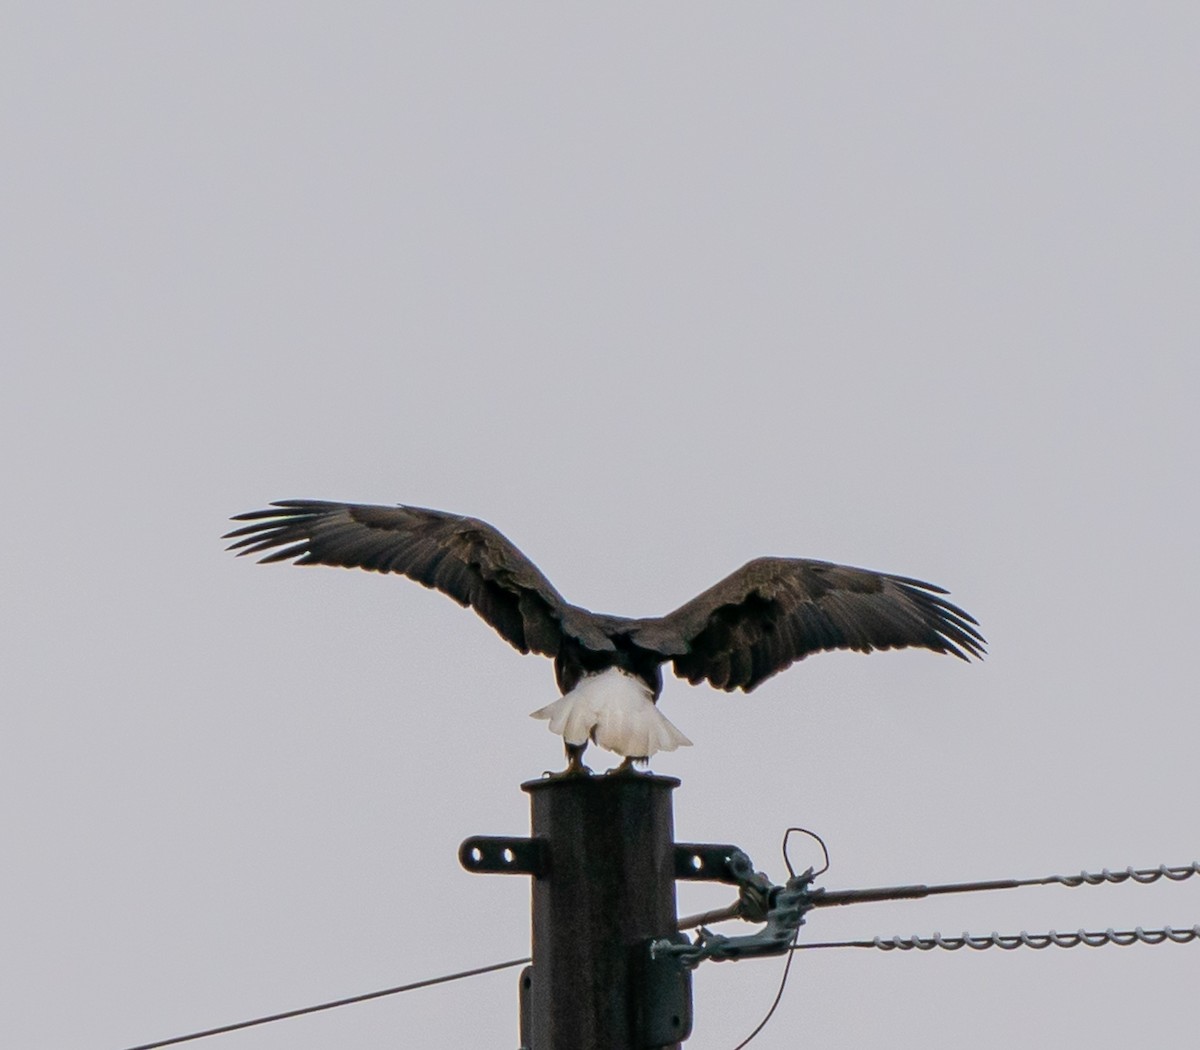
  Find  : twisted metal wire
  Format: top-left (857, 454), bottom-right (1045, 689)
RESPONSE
top-left (813, 860), bottom-right (1200, 909)
top-left (1051, 862), bottom-right (1200, 888)
top-left (796, 925), bottom-right (1200, 953)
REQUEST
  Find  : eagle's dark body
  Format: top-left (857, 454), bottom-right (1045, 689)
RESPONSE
top-left (553, 628), bottom-right (663, 696)
top-left (226, 500), bottom-right (984, 768)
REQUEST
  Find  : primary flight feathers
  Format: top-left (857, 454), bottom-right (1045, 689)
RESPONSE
top-left (224, 500), bottom-right (984, 698)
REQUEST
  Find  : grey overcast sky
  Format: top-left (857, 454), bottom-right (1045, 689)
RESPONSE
top-left (3, 5), bottom-right (1197, 1048)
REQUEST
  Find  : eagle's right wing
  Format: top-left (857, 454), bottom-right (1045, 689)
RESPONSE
top-left (224, 500), bottom-right (614, 657)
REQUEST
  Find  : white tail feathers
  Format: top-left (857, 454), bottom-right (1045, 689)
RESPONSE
top-left (530, 667), bottom-right (692, 759)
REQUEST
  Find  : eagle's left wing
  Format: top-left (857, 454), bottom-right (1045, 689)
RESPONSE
top-left (632, 557), bottom-right (984, 692)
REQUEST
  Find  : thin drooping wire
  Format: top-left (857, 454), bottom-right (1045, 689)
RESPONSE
top-left (794, 925), bottom-right (1200, 952)
top-left (116, 957), bottom-right (530, 1050)
top-left (729, 931), bottom-right (799, 1050)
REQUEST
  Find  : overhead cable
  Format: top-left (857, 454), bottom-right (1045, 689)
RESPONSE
top-left (115, 957), bottom-right (530, 1050)
top-left (812, 860), bottom-right (1200, 909)
top-left (795, 925), bottom-right (1200, 952)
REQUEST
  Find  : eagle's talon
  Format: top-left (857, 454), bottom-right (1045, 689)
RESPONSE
top-left (543, 765), bottom-right (591, 778)
top-left (606, 758), bottom-right (645, 775)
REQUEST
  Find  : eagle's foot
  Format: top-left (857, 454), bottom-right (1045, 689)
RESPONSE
top-left (606, 756), bottom-right (647, 775)
top-left (565, 758), bottom-right (593, 776)
top-left (543, 767), bottom-right (591, 779)
top-left (542, 743), bottom-right (592, 778)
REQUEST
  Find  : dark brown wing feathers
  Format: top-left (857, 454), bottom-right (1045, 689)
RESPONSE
top-left (634, 556), bottom-right (984, 693)
top-left (224, 500), bottom-right (583, 657)
top-left (227, 503), bottom-right (984, 692)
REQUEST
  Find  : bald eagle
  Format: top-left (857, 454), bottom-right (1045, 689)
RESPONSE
top-left (225, 500), bottom-right (984, 771)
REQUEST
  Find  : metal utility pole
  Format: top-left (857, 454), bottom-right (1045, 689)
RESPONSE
top-left (461, 772), bottom-right (689, 1050)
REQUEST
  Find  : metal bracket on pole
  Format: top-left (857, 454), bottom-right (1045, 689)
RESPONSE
top-left (635, 842), bottom-right (804, 1044)
top-left (634, 933), bottom-right (693, 1048)
top-left (674, 843), bottom-right (755, 883)
top-left (655, 870), bottom-right (816, 968)
top-left (650, 844), bottom-right (818, 970)
top-left (459, 835), bottom-right (548, 877)
top-left (674, 844), bottom-right (775, 924)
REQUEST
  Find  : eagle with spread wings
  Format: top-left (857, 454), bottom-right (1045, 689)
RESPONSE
top-left (226, 500), bottom-right (984, 771)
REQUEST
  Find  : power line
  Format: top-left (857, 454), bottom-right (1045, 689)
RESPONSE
top-left (673, 852), bottom-right (1199, 1047)
top-left (811, 861), bottom-right (1200, 909)
top-left (113, 859), bottom-right (1198, 1048)
top-left (794, 925), bottom-right (1200, 952)
top-left (115, 957), bottom-right (530, 1050)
